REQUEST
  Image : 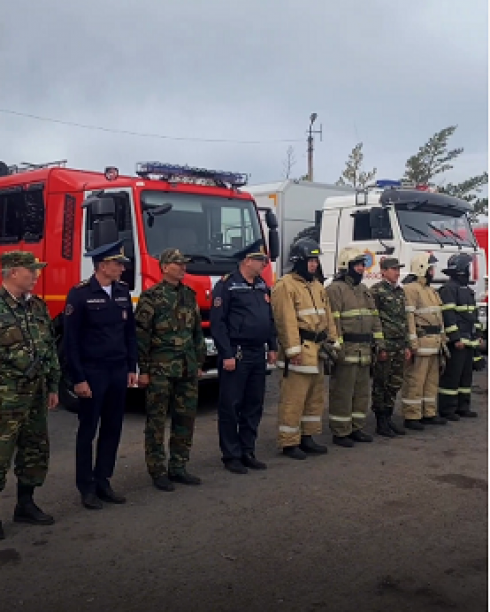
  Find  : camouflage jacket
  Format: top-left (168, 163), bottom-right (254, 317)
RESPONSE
top-left (370, 280), bottom-right (409, 350)
top-left (0, 287), bottom-right (60, 392)
top-left (135, 281), bottom-right (206, 378)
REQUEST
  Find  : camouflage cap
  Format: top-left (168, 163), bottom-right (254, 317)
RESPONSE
top-left (159, 248), bottom-right (192, 265)
top-left (1, 251), bottom-right (47, 270)
top-left (380, 257), bottom-right (404, 270)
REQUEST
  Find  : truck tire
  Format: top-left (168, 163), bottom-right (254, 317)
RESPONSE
top-left (289, 225), bottom-right (324, 282)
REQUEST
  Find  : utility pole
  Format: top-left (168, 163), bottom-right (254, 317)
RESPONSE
top-left (307, 113), bottom-right (322, 181)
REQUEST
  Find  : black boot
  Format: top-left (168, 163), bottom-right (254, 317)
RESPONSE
top-left (14, 484), bottom-right (54, 526)
top-left (300, 435), bottom-right (328, 454)
top-left (168, 470), bottom-right (202, 485)
top-left (376, 414), bottom-right (395, 438)
top-left (387, 416), bottom-right (406, 435)
top-left (282, 446), bottom-right (307, 460)
top-left (349, 430), bottom-right (373, 443)
top-left (333, 435), bottom-right (354, 448)
top-left (241, 453), bottom-right (267, 470)
top-left (153, 474), bottom-right (177, 490)
top-left (421, 416), bottom-right (447, 425)
top-left (444, 413), bottom-right (461, 422)
top-left (456, 409), bottom-right (478, 418)
top-left (404, 419), bottom-right (424, 431)
top-left (96, 483), bottom-right (126, 504)
top-left (224, 459), bottom-right (249, 474)
top-left (0, 520), bottom-right (4, 540)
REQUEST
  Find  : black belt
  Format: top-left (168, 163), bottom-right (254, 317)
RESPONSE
top-left (343, 333), bottom-right (372, 343)
top-left (418, 325), bottom-right (441, 335)
top-left (299, 329), bottom-right (328, 343)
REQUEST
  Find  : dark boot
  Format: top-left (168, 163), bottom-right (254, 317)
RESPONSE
top-left (96, 483), bottom-right (126, 504)
top-left (282, 446), bottom-right (307, 460)
top-left (300, 435), bottom-right (328, 454)
top-left (153, 474), bottom-right (176, 491)
top-left (0, 520), bottom-right (4, 540)
top-left (241, 453), bottom-right (267, 470)
top-left (333, 436), bottom-right (354, 448)
top-left (81, 492), bottom-right (103, 510)
top-left (224, 459), bottom-right (249, 474)
top-left (421, 416), bottom-right (447, 425)
top-left (404, 419), bottom-right (424, 431)
top-left (387, 417), bottom-right (406, 435)
top-left (376, 415), bottom-right (395, 438)
top-left (14, 485), bottom-right (54, 525)
top-left (349, 430), bottom-right (373, 443)
top-left (168, 470), bottom-right (202, 485)
top-left (444, 413), bottom-right (461, 422)
top-left (456, 409), bottom-right (478, 418)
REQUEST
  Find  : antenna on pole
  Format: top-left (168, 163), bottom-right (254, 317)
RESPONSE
top-left (307, 113), bottom-right (322, 182)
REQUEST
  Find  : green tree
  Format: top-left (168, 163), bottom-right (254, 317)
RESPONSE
top-left (404, 126), bottom-right (488, 222)
top-left (336, 142), bottom-right (377, 188)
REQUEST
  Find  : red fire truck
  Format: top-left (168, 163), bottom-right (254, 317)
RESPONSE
top-left (0, 160), bottom-right (279, 410)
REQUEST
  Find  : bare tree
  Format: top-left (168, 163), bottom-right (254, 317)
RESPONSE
top-left (282, 146), bottom-right (296, 179)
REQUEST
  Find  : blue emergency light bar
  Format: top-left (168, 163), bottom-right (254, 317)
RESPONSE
top-left (136, 162), bottom-right (248, 188)
top-left (375, 179), bottom-right (402, 188)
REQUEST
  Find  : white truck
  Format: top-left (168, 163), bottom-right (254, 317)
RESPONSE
top-left (247, 179), bottom-right (487, 320)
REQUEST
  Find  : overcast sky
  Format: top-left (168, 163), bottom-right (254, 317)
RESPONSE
top-left (1, 0), bottom-right (488, 188)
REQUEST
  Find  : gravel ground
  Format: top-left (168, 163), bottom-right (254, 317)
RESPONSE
top-left (0, 371), bottom-right (487, 612)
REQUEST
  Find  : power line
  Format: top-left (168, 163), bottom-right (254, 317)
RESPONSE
top-left (0, 108), bottom-right (303, 145)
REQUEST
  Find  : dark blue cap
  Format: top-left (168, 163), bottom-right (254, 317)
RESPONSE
top-left (235, 239), bottom-right (268, 261)
top-left (84, 239), bottom-right (130, 264)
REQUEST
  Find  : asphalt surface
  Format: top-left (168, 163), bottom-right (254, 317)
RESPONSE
top-left (0, 371), bottom-right (488, 612)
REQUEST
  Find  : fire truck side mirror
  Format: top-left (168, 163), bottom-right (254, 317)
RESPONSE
top-left (268, 229), bottom-right (279, 262)
top-left (82, 196), bottom-right (119, 248)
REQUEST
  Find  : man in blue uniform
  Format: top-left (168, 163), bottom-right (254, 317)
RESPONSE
top-left (210, 240), bottom-right (277, 474)
top-left (63, 240), bottom-right (138, 509)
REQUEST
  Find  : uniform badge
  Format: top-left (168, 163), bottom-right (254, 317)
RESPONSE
top-left (264, 294), bottom-right (270, 303)
top-left (214, 297), bottom-right (222, 307)
top-left (122, 310), bottom-right (128, 320)
top-left (65, 304), bottom-right (74, 316)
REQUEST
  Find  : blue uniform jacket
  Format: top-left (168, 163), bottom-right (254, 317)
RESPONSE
top-left (210, 271), bottom-right (277, 360)
top-left (63, 276), bottom-right (138, 384)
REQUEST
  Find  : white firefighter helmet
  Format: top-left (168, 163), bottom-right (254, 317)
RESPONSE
top-left (337, 247), bottom-right (366, 271)
top-left (410, 252), bottom-right (438, 276)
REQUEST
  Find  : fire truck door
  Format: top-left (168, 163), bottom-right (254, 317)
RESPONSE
top-left (81, 188), bottom-right (141, 297)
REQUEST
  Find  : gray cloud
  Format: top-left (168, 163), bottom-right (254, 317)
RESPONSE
top-left (1, 0), bottom-right (487, 186)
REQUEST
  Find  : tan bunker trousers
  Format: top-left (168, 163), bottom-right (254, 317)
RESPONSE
top-left (401, 355), bottom-right (438, 420)
top-left (328, 363), bottom-right (370, 437)
top-left (277, 371), bottom-right (325, 448)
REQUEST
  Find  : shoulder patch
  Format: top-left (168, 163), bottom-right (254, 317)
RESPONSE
top-left (65, 303), bottom-right (75, 316)
top-left (118, 280), bottom-right (128, 285)
top-left (75, 279), bottom-right (90, 289)
top-left (221, 274), bottom-right (231, 282)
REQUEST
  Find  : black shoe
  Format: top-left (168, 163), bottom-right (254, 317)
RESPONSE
top-left (404, 419), bottom-right (425, 431)
top-left (443, 413), bottom-right (461, 422)
top-left (0, 520), bottom-right (4, 540)
top-left (456, 409), bottom-right (478, 418)
top-left (96, 484), bottom-right (126, 504)
top-left (300, 435), bottom-right (328, 454)
top-left (14, 500), bottom-right (55, 524)
top-left (387, 417), bottom-right (406, 435)
top-left (349, 430), bottom-right (373, 443)
top-left (169, 471), bottom-right (202, 485)
top-left (242, 454), bottom-right (267, 470)
top-left (421, 416), bottom-right (447, 425)
top-left (224, 459), bottom-right (249, 474)
top-left (282, 446), bottom-right (307, 460)
top-left (153, 475), bottom-right (176, 491)
top-left (333, 435), bottom-right (355, 448)
top-left (81, 492), bottom-right (103, 510)
top-left (376, 415), bottom-right (395, 438)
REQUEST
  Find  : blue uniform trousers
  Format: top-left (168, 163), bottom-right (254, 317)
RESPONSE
top-left (76, 362), bottom-right (128, 495)
top-left (217, 347), bottom-right (266, 461)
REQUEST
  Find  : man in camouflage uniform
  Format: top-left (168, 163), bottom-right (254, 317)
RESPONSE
top-left (0, 252), bottom-right (60, 539)
top-left (370, 258), bottom-right (411, 437)
top-left (135, 249), bottom-right (206, 491)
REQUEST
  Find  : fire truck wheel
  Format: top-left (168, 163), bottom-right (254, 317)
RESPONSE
top-left (59, 378), bottom-right (80, 414)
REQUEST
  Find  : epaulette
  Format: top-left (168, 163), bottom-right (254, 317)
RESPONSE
top-left (118, 280), bottom-right (128, 286)
top-left (221, 274), bottom-right (231, 282)
top-left (75, 279), bottom-right (90, 288)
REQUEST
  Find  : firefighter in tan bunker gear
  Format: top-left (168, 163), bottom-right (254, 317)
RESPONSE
top-left (326, 248), bottom-right (386, 448)
top-left (271, 239), bottom-right (339, 460)
top-left (401, 253), bottom-right (448, 430)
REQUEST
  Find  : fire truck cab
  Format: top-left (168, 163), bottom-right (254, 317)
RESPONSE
top-left (0, 160), bottom-right (279, 411)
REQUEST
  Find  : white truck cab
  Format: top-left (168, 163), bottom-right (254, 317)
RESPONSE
top-left (319, 181), bottom-right (487, 313)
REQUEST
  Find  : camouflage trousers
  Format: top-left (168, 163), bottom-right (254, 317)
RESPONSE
top-left (371, 346), bottom-right (405, 415)
top-left (145, 374), bottom-right (198, 479)
top-left (0, 378), bottom-right (49, 492)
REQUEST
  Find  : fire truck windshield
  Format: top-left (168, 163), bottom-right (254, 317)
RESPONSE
top-left (140, 190), bottom-right (263, 269)
top-left (396, 205), bottom-right (477, 248)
